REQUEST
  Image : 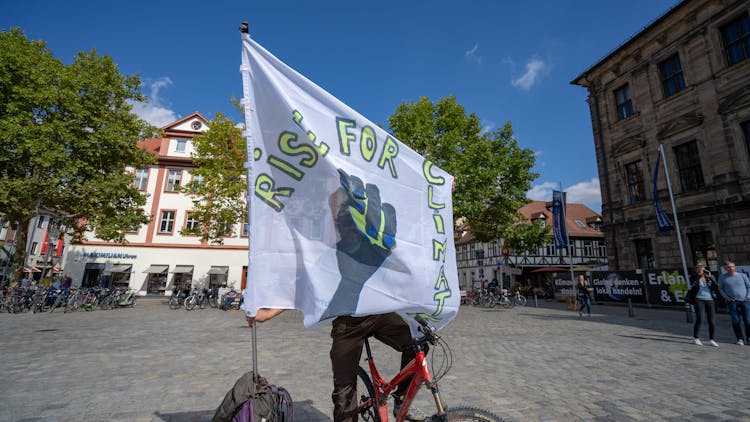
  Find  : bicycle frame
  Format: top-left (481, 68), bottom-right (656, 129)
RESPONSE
top-left (361, 337), bottom-right (446, 422)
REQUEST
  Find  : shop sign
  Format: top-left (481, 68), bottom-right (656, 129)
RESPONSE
top-left (82, 251), bottom-right (137, 259)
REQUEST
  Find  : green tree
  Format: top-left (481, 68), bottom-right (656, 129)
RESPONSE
top-left (180, 112), bottom-right (246, 244)
top-left (0, 28), bottom-right (156, 285)
top-left (388, 95), bottom-right (548, 250)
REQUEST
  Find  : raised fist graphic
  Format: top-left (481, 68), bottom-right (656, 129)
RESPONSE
top-left (320, 169), bottom-right (397, 320)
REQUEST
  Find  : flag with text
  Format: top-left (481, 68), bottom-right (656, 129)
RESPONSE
top-left (239, 34), bottom-right (459, 331)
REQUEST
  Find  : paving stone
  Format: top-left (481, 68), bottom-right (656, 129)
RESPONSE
top-left (2, 299), bottom-right (750, 421)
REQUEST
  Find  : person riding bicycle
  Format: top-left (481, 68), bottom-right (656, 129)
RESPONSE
top-left (486, 279), bottom-right (499, 295)
top-left (247, 309), bottom-right (422, 421)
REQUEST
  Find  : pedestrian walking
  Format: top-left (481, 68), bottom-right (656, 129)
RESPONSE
top-left (686, 265), bottom-right (720, 347)
top-left (576, 275), bottom-right (592, 317)
top-left (718, 261), bottom-right (750, 346)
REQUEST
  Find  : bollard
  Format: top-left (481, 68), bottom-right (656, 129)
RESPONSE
top-left (685, 304), bottom-right (694, 323)
top-left (534, 293), bottom-right (538, 308)
top-left (627, 298), bottom-right (634, 318)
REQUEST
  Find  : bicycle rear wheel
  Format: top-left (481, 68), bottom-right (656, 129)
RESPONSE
top-left (443, 406), bottom-right (504, 421)
top-left (356, 366), bottom-right (380, 422)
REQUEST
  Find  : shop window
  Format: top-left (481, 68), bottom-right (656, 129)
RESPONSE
top-left (625, 160), bottom-right (645, 204)
top-left (659, 54), bottom-right (686, 97)
top-left (673, 141), bottom-right (704, 192)
top-left (721, 13), bottom-right (750, 65)
top-left (614, 84), bottom-right (634, 120)
top-left (634, 239), bottom-right (654, 269)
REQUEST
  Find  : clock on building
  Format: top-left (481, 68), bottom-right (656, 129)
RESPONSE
top-left (191, 121), bottom-right (202, 130)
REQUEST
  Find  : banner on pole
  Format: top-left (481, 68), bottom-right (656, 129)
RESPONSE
top-left (239, 35), bottom-right (459, 331)
top-left (552, 190), bottom-right (567, 249)
top-left (653, 153), bottom-right (674, 233)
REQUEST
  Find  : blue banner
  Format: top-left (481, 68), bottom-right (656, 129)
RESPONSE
top-left (653, 153), bottom-right (674, 233)
top-left (552, 190), bottom-right (567, 249)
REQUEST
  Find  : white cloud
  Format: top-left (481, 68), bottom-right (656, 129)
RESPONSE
top-left (527, 182), bottom-right (556, 201)
top-left (129, 77), bottom-right (178, 127)
top-left (565, 178), bottom-right (602, 212)
top-left (527, 178), bottom-right (602, 212)
top-left (511, 57), bottom-right (548, 91)
top-left (465, 42), bottom-right (481, 64)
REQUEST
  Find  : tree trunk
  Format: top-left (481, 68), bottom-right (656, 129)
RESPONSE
top-left (9, 217), bottom-right (31, 288)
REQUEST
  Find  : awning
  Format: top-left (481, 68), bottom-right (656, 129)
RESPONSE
top-left (106, 264), bottom-right (132, 273)
top-left (23, 267), bottom-right (41, 273)
top-left (171, 265), bottom-right (194, 274)
top-left (143, 265), bottom-right (169, 274)
top-left (207, 266), bottom-right (229, 275)
top-left (530, 266), bottom-right (569, 273)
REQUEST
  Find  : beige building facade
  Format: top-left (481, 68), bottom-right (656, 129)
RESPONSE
top-left (572, 0), bottom-right (750, 272)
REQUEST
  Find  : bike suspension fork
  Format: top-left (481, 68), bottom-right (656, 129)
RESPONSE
top-left (427, 381), bottom-right (446, 415)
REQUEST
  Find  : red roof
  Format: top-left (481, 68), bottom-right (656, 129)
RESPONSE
top-left (519, 200), bottom-right (603, 239)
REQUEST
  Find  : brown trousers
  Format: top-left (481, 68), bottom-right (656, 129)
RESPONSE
top-left (330, 313), bottom-right (415, 422)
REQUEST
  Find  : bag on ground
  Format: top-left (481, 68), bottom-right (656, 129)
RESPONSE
top-left (213, 370), bottom-right (293, 422)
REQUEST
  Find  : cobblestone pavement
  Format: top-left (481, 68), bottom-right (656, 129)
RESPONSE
top-left (1, 298), bottom-right (749, 422)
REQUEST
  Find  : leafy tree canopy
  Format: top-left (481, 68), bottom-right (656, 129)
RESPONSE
top-left (180, 112), bottom-right (246, 244)
top-left (388, 95), bottom-right (548, 250)
top-left (0, 28), bottom-right (157, 284)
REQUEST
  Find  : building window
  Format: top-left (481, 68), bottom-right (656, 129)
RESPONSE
top-left (36, 216), bottom-right (46, 229)
top-left (30, 241), bottom-right (39, 255)
top-left (190, 174), bottom-right (204, 192)
top-left (673, 141), bottom-right (704, 192)
top-left (659, 54), bottom-right (686, 97)
top-left (134, 169), bottom-right (149, 190)
top-left (743, 120), bottom-right (750, 157)
top-left (159, 210), bottom-right (175, 233)
top-left (583, 240), bottom-right (593, 256)
top-left (596, 240), bottom-right (606, 258)
top-left (634, 239), bottom-right (654, 269)
top-left (575, 220), bottom-right (586, 228)
top-left (175, 139), bottom-right (187, 153)
top-left (241, 223), bottom-right (249, 237)
top-left (625, 160), bottom-right (645, 204)
top-left (185, 212), bottom-right (199, 231)
top-left (688, 231), bottom-right (717, 268)
top-left (614, 84), bottom-right (634, 120)
top-left (166, 170), bottom-right (182, 192)
top-left (721, 13), bottom-right (750, 65)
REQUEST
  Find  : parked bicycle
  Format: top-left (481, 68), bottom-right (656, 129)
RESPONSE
top-left (168, 286), bottom-right (190, 310)
top-left (184, 287), bottom-right (209, 310)
top-left (356, 315), bottom-right (503, 421)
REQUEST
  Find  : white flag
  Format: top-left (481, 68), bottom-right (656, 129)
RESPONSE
top-left (240, 33), bottom-right (459, 332)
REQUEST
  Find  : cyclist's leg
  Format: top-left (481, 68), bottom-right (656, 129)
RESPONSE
top-left (330, 316), bottom-right (369, 422)
top-left (370, 313), bottom-right (417, 402)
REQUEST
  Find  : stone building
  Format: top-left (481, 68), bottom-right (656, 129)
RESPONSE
top-left (572, 0), bottom-right (750, 272)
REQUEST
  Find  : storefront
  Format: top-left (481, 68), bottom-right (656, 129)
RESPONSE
top-left (208, 266), bottom-right (229, 288)
top-left (144, 265), bottom-right (169, 295)
top-left (170, 265), bottom-right (194, 291)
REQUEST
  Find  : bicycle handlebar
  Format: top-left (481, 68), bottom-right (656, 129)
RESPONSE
top-left (413, 314), bottom-right (438, 346)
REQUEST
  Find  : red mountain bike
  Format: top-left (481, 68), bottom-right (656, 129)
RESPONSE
top-left (356, 315), bottom-right (502, 421)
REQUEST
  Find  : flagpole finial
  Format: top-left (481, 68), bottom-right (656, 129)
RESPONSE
top-left (239, 22), bottom-right (249, 34)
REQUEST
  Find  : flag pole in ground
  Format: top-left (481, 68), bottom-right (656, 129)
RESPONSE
top-left (239, 21), bottom-right (259, 388)
top-left (658, 144), bottom-right (692, 321)
top-left (560, 184), bottom-right (576, 308)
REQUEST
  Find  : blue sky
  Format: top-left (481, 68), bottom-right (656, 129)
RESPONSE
top-left (3, 0), bottom-right (682, 212)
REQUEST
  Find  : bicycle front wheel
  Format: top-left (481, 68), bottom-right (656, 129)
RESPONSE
top-left (185, 297), bottom-right (196, 310)
top-left (443, 406), bottom-right (504, 421)
top-left (356, 366), bottom-right (380, 422)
